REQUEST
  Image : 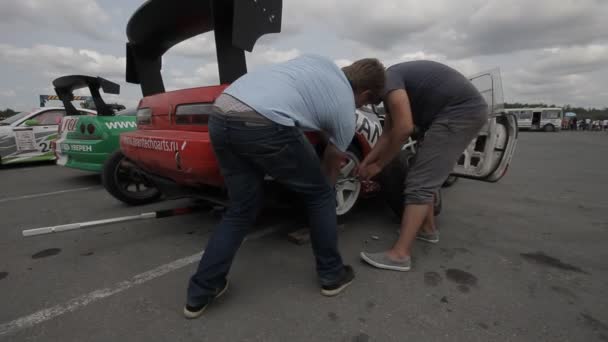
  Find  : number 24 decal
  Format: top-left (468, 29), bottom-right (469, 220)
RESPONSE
top-left (39, 142), bottom-right (50, 153)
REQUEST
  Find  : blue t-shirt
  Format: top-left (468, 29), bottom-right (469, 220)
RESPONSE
top-left (224, 54), bottom-right (356, 152)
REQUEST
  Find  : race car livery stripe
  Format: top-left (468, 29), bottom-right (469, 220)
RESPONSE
top-left (105, 121), bottom-right (137, 129)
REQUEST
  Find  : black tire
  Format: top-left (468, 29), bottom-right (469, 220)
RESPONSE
top-left (543, 124), bottom-right (555, 132)
top-left (102, 151), bottom-right (161, 205)
top-left (442, 175), bottom-right (459, 188)
top-left (378, 149), bottom-right (442, 219)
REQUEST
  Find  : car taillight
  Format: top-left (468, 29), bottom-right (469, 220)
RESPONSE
top-left (175, 103), bottom-right (213, 125)
top-left (80, 123), bottom-right (86, 134)
top-left (136, 108), bottom-right (152, 125)
top-left (87, 124), bottom-right (95, 134)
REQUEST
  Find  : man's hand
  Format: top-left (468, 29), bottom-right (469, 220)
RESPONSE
top-left (357, 162), bottom-right (382, 180)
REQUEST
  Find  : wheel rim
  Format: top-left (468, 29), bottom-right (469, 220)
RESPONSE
top-left (335, 152), bottom-right (361, 216)
top-left (113, 157), bottom-right (159, 199)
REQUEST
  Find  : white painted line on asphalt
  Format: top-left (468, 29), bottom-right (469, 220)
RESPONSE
top-left (0, 187), bottom-right (95, 203)
top-left (0, 224), bottom-right (284, 337)
top-left (0, 252), bottom-right (203, 337)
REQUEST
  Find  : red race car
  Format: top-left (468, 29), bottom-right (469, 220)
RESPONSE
top-left (102, 0), bottom-right (518, 218)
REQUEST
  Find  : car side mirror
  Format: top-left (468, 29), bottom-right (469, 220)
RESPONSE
top-left (24, 119), bottom-right (39, 127)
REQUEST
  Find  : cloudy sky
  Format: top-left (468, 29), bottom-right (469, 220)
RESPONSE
top-left (1, 0), bottom-right (607, 112)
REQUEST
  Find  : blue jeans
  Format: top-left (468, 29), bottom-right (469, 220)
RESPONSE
top-left (187, 115), bottom-right (345, 306)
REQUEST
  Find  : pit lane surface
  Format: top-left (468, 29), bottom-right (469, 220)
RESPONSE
top-left (1, 131), bottom-right (607, 341)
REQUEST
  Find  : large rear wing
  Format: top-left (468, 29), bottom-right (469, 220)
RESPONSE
top-left (52, 75), bottom-right (120, 116)
top-left (126, 0), bottom-right (282, 96)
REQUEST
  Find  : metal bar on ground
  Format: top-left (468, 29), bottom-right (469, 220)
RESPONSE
top-left (22, 206), bottom-right (206, 237)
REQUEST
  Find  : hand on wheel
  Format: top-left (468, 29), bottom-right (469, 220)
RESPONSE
top-left (357, 162), bottom-right (382, 181)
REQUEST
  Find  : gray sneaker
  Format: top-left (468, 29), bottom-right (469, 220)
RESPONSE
top-left (183, 280), bottom-right (229, 319)
top-left (360, 251), bottom-right (411, 272)
top-left (416, 230), bottom-right (439, 244)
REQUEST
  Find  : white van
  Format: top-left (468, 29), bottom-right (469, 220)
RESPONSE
top-left (506, 107), bottom-right (563, 132)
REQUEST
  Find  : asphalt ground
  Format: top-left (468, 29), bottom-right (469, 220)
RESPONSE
top-left (1, 131), bottom-right (607, 341)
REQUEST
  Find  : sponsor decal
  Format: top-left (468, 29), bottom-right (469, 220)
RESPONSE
top-left (355, 115), bottom-right (381, 147)
top-left (61, 117), bottom-right (79, 132)
top-left (105, 121), bottom-right (137, 129)
top-left (13, 128), bottom-right (37, 152)
top-left (62, 144), bottom-right (93, 152)
top-left (121, 136), bottom-right (179, 152)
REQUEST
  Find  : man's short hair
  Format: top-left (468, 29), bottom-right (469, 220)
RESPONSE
top-left (342, 58), bottom-right (386, 104)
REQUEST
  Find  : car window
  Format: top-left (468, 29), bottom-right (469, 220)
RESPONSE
top-left (543, 110), bottom-right (561, 119)
top-left (518, 111), bottom-right (532, 119)
top-left (26, 110), bottom-right (66, 126)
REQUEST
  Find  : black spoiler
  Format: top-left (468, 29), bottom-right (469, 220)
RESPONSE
top-left (126, 0), bottom-right (282, 96)
top-left (52, 75), bottom-right (120, 116)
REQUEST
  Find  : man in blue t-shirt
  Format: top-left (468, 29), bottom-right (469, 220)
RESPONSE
top-left (184, 55), bottom-right (385, 319)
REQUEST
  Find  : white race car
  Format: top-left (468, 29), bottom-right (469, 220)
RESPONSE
top-left (0, 107), bottom-right (96, 165)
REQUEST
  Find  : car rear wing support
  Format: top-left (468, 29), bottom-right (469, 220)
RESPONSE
top-left (53, 75), bottom-right (120, 116)
top-left (125, 0), bottom-right (282, 96)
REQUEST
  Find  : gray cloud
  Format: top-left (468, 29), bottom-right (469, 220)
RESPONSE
top-left (170, 34), bottom-right (217, 59)
top-left (1, 0), bottom-right (607, 110)
top-left (166, 46), bottom-right (301, 90)
top-left (441, 0), bottom-right (608, 58)
top-left (0, 0), bottom-right (111, 40)
top-left (0, 44), bottom-right (125, 78)
top-left (282, 0), bottom-right (608, 58)
top-left (502, 45), bottom-right (608, 107)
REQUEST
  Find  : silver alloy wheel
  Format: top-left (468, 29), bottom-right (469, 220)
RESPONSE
top-left (335, 151), bottom-right (362, 216)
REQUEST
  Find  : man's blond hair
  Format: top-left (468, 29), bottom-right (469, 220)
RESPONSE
top-left (342, 58), bottom-right (386, 103)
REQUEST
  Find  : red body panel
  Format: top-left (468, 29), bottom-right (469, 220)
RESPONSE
top-left (121, 129), bottom-right (223, 187)
top-left (120, 84), bottom-right (376, 191)
top-left (120, 85), bottom-right (228, 187)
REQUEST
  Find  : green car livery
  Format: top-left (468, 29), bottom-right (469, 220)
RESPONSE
top-left (50, 74), bottom-right (133, 172)
top-left (55, 109), bottom-right (136, 172)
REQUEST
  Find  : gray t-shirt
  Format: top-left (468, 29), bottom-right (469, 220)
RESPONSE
top-left (384, 61), bottom-right (484, 130)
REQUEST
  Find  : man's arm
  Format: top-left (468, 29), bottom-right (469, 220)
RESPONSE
top-left (322, 141), bottom-right (345, 185)
top-left (358, 89), bottom-right (415, 179)
top-left (359, 109), bottom-right (393, 166)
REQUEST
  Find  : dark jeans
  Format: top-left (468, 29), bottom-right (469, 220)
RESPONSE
top-left (187, 114), bottom-right (344, 306)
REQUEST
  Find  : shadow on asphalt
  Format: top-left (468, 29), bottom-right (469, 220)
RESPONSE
top-left (0, 160), bottom-right (55, 170)
top-left (66, 173), bottom-right (102, 187)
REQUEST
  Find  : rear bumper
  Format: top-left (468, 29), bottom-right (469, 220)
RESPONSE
top-left (120, 129), bottom-right (223, 187)
top-left (56, 139), bottom-right (109, 172)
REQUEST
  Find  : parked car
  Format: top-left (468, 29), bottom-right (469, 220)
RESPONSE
top-left (0, 107), bottom-right (96, 166)
top-left (101, 0), bottom-right (518, 219)
top-left (51, 75), bottom-right (135, 172)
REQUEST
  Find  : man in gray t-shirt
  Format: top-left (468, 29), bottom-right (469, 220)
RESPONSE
top-left (358, 60), bottom-right (488, 272)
